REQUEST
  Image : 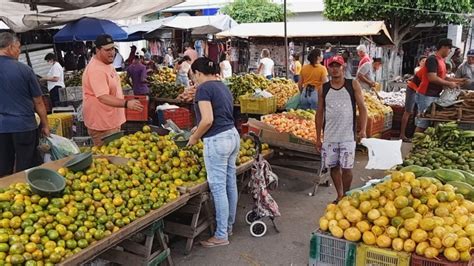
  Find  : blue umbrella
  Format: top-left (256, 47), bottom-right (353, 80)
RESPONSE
top-left (54, 17), bottom-right (128, 42)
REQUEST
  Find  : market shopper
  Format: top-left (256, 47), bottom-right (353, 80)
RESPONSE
top-left (455, 49), bottom-right (474, 90)
top-left (290, 54), bottom-right (302, 83)
top-left (323, 43), bottom-right (335, 68)
top-left (42, 53), bottom-right (65, 107)
top-left (82, 34), bottom-right (143, 146)
top-left (257, 48), bottom-right (275, 79)
top-left (342, 51), bottom-right (354, 79)
top-left (113, 48), bottom-right (124, 71)
top-left (298, 48), bottom-right (328, 110)
top-left (175, 55), bottom-right (192, 87)
top-left (184, 42), bottom-right (198, 63)
top-left (0, 32), bottom-right (50, 176)
top-left (219, 53), bottom-right (233, 79)
top-left (316, 55), bottom-right (368, 202)
top-left (187, 57), bottom-right (240, 247)
top-left (141, 47), bottom-right (151, 61)
top-left (126, 55), bottom-right (149, 95)
top-left (413, 38), bottom-right (465, 132)
top-left (164, 47), bottom-right (174, 68)
top-left (401, 55), bottom-right (427, 142)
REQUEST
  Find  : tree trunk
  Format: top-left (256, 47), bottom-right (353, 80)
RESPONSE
top-left (386, 25), bottom-right (405, 80)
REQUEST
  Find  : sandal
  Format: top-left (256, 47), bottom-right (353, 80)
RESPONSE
top-left (402, 138), bottom-right (412, 143)
top-left (200, 237), bottom-right (229, 248)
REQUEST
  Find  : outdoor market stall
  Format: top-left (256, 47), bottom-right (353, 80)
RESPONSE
top-left (0, 125), bottom-right (273, 265)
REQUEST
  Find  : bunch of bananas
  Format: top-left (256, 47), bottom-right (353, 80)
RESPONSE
top-left (364, 92), bottom-right (392, 118)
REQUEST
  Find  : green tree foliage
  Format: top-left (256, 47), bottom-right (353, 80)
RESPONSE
top-left (324, 0), bottom-right (472, 47)
top-left (222, 0), bottom-right (285, 23)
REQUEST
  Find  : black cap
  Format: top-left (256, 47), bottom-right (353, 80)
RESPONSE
top-left (95, 34), bottom-right (114, 49)
top-left (437, 38), bottom-right (453, 49)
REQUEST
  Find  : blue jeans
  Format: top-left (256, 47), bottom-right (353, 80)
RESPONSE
top-left (203, 128), bottom-right (240, 240)
top-left (415, 93), bottom-right (438, 128)
top-left (299, 87), bottom-right (318, 110)
top-left (176, 74), bottom-right (189, 87)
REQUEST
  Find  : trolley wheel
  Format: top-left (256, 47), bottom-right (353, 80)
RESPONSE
top-left (245, 210), bottom-right (258, 225)
top-left (250, 221), bottom-right (267, 237)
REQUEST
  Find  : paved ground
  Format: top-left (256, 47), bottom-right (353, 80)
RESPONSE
top-left (170, 144), bottom-right (412, 266)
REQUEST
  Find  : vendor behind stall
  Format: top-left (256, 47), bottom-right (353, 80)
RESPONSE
top-left (455, 49), bottom-right (474, 90)
top-left (126, 55), bottom-right (149, 95)
top-left (413, 38), bottom-right (465, 132)
top-left (82, 34), bottom-right (143, 146)
top-left (41, 53), bottom-right (65, 107)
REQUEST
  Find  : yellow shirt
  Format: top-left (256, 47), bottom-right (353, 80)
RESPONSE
top-left (294, 61), bottom-right (302, 75)
top-left (300, 64), bottom-right (328, 90)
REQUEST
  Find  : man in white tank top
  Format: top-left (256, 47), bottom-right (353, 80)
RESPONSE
top-left (316, 55), bottom-right (368, 203)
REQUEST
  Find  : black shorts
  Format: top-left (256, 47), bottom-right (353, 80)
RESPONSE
top-left (0, 129), bottom-right (42, 177)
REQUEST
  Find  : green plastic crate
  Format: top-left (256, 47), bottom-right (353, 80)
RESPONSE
top-left (309, 229), bottom-right (356, 266)
top-left (356, 243), bottom-right (411, 266)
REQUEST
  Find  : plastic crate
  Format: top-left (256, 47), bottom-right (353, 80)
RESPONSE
top-left (357, 115), bottom-right (384, 137)
top-left (72, 120), bottom-right (88, 137)
top-left (47, 113), bottom-right (74, 138)
top-left (59, 86), bottom-right (83, 102)
top-left (122, 121), bottom-right (147, 135)
top-left (125, 95), bottom-right (149, 121)
top-left (157, 108), bottom-right (193, 129)
top-left (383, 109), bottom-right (394, 131)
top-left (356, 244), bottom-right (411, 266)
top-left (72, 137), bottom-right (93, 147)
top-left (410, 253), bottom-right (474, 266)
top-left (239, 95), bottom-right (277, 115)
top-left (310, 230), bottom-right (356, 266)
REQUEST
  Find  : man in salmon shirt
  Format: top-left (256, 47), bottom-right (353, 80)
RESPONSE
top-left (82, 34), bottom-right (143, 146)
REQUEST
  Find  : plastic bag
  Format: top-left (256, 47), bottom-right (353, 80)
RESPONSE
top-left (361, 138), bottom-right (403, 170)
top-left (285, 92), bottom-right (300, 110)
top-left (436, 88), bottom-right (462, 107)
top-left (47, 134), bottom-right (80, 160)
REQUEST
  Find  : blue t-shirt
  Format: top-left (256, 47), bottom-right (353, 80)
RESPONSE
top-left (0, 56), bottom-right (42, 133)
top-left (194, 80), bottom-right (235, 138)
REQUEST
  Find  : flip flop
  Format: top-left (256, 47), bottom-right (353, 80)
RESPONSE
top-left (402, 138), bottom-right (412, 143)
top-left (200, 238), bottom-right (229, 248)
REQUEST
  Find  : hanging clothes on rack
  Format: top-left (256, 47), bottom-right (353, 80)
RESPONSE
top-left (195, 40), bottom-right (204, 57)
top-left (149, 40), bottom-right (159, 56)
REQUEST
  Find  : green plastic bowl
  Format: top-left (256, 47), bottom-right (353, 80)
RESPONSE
top-left (173, 131), bottom-right (191, 148)
top-left (101, 131), bottom-right (124, 145)
top-left (26, 168), bottom-right (66, 197)
top-left (63, 152), bottom-right (92, 172)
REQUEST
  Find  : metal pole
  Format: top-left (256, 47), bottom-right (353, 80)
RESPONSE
top-left (284, 0), bottom-right (288, 78)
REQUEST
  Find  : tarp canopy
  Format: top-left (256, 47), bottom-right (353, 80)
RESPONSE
top-left (0, 0), bottom-right (183, 32)
top-left (124, 17), bottom-right (173, 35)
top-left (146, 14), bottom-right (238, 37)
top-left (54, 17), bottom-right (128, 42)
top-left (216, 21), bottom-right (393, 45)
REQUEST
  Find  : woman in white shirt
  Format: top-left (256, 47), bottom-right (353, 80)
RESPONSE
top-left (175, 55), bottom-right (192, 87)
top-left (42, 53), bottom-right (65, 107)
top-left (219, 53), bottom-right (232, 79)
top-left (257, 48), bottom-right (275, 79)
top-left (164, 47), bottom-right (174, 68)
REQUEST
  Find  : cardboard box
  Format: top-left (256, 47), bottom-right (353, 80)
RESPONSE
top-left (247, 118), bottom-right (318, 155)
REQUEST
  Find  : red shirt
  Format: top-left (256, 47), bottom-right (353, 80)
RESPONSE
top-left (413, 54), bottom-right (446, 97)
top-left (358, 54), bottom-right (371, 68)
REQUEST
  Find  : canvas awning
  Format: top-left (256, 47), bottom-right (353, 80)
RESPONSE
top-left (216, 21), bottom-right (393, 45)
top-left (0, 0), bottom-right (183, 32)
top-left (146, 14), bottom-right (238, 37)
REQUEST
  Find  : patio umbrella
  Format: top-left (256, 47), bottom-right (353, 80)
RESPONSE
top-left (54, 17), bottom-right (127, 42)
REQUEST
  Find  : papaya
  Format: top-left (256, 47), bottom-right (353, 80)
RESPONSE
top-left (447, 181), bottom-right (474, 197)
top-left (434, 169), bottom-right (465, 183)
top-left (400, 165), bottom-right (431, 177)
top-left (458, 170), bottom-right (474, 186)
